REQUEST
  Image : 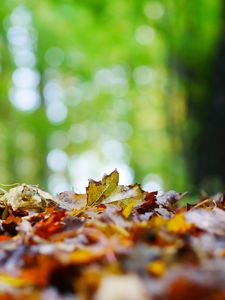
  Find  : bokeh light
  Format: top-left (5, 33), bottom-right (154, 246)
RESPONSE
top-left (1, 0), bottom-right (222, 194)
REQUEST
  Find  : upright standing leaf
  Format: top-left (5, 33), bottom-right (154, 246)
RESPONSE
top-left (86, 170), bottom-right (119, 206)
top-left (86, 170), bottom-right (146, 217)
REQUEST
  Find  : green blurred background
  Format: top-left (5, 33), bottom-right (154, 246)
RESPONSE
top-left (0, 0), bottom-right (225, 195)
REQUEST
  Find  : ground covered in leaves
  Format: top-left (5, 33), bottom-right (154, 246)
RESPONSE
top-left (0, 170), bottom-right (224, 300)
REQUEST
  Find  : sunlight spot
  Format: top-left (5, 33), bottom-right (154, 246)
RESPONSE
top-left (135, 25), bottom-right (155, 45)
top-left (69, 151), bottom-right (102, 192)
top-left (68, 124), bottom-right (88, 144)
top-left (48, 131), bottom-right (69, 149)
top-left (10, 5), bottom-right (31, 27)
top-left (102, 139), bottom-right (125, 161)
top-left (66, 84), bottom-right (82, 105)
top-left (12, 67), bottom-right (40, 88)
top-left (69, 151), bottom-right (134, 192)
top-left (44, 80), bottom-right (64, 104)
top-left (133, 66), bottom-right (153, 85)
top-left (45, 47), bottom-right (64, 68)
top-left (48, 174), bottom-right (70, 195)
top-left (94, 66), bottom-right (128, 95)
top-left (142, 173), bottom-right (164, 195)
top-left (144, 2), bottom-right (164, 20)
top-left (112, 121), bottom-right (133, 141)
top-left (46, 102), bottom-right (68, 124)
top-left (7, 26), bottom-right (30, 47)
top-left (47, 149), bottom-right (68, 172)
top-left (13, 50), bottom-right (36, 67)
top-left (9, 88), bottom-right (40, 112)
top-left (94, 68), bottom-right (114, 89)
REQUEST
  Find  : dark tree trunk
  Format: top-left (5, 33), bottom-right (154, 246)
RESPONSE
top-left (196, 13), bottom-right (225, 192)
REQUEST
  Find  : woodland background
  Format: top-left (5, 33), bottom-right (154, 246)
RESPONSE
top-left (0, 0), bottom-right (225, 195)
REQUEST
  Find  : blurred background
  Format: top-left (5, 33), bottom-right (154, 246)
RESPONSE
top-left (0, 0), bottom-right (224, 195)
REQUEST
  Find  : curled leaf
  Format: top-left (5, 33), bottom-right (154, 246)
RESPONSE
top-left (0, 184), bottom-right (56, 211)
top-left (0, 184), bottom-right (77, 211)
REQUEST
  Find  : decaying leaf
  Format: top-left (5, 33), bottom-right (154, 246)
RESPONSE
top-left (156, 191), bottom-right (187, 209)
top-left (185, 207), bottom-right (225, 235)
top-left (0, 184), bottom-right (77, 211)
top-left (57, 191), bottom-right (87, 210)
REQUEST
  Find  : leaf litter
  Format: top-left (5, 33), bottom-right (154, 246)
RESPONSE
top-left (0, 170), bottom-right (224, 300)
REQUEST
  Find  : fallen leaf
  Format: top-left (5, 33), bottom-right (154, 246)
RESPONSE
top-left (86, 169), bottom-right (119, 206)
top-left (146, 259), bottom-right (166, 277)
top-left (156, 191), bottom-right (187, 209)
top-left (57, 191), bottom-right (87, 210)
top-left (167, 213), bottom-right (194, 234)
top-left (185, 207), bottom-right (225, 235)
top-left (86, 170), bottom-right (146, 217)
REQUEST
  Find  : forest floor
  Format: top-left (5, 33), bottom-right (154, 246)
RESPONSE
top-left (0, 170), bottom-right (224, 300)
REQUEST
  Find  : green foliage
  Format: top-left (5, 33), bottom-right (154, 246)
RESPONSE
top-left (0, 0), bottom-right (222, 193)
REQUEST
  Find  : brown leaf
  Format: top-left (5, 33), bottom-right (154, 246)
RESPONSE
top-left (185, 207), bottom-right (225, 235)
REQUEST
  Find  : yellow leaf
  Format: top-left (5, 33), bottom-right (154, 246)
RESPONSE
top-left (0, 274), bottom-right (27, 288)
top-left (167, 213), bottom-right (193, 233)
top-left (122, 201), bottom-right (135, 218)
top-left (146, 260), bottom-right (166, 277)
top-left (86, 170), bottom-right (119, 206)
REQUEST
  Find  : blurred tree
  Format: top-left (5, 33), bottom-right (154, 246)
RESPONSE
top-left (196, 3), bottom-right (225, 192)
top-left (0, 0), bottom-right (223, 194)
top-left (166, 0), bottom-right (223, 192)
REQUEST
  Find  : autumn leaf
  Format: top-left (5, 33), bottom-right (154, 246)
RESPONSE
top-left (167, 213), bottom-right (194, 234)
top-left (86, 170), bottom-right (146, 217)
top-left (135, 191), bottom-right (158, 214)
top-left (0, 274), bottom-right (27, 288)
top-left (185, 207), bottom-right (225, 235)
top-left (86, 169), bottom-right (119, 206)
top-left (146, 259), bottom-right (166, 277)
top-left (156, 191), bottom-right (187, 208)
top-left (34, 209), bottom-right (66, 239)
top-left (0, 184), bottom-right (57, 211)
top-left (0, 172), bottom-right (225, 300)
top-left (102, 184), bottom-right (146, 218)
top-left (58, 191), bottom-right (87, 210)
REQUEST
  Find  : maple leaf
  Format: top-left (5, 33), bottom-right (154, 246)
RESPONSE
top-left (86, 170), bottom-right (146, 218)
top-left (86, 169), bottom-right (119, 206)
